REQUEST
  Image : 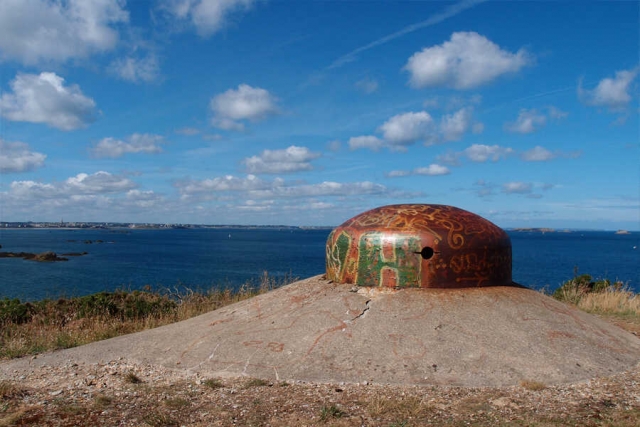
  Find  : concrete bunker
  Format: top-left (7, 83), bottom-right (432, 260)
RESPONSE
top-left (326, 204), bottom-right (513, 288)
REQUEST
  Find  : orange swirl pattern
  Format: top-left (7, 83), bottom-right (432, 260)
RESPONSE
top-left (326, 204), bottom-right (513, 289)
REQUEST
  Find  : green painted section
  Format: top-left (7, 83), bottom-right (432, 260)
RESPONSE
top-left (355, 232), bottom-right (422, 287)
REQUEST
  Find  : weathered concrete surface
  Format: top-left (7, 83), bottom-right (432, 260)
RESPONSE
top-left (2, 275), bottom-right (639, 387)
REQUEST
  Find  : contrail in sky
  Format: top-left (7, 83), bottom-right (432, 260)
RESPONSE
top-left (327, 0), bottom-right (488, 70)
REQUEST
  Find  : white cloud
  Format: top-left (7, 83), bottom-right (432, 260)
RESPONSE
top-left (464, 144), bottom-right (514, 162)
top-left (243, 145), bottom-right (321, 174)
top-left (0, 0), bottom-right (128, 65)
top-left (109, 54), bottom-right (161, 83)
top-left (378, 111), bottom-right (434, 147)
top-left (521, 146), bottom-right (555, 162)
top-left (7, 171), bottom-right (135, 202)
top-left (386, 164), bottom-right (450, 177)
top-left (440, 107), bottom-right (480, 141)
top-left (505, 106), bottom-right (568, 133)
top-left (355, 77), bottom-right (379, 94)
top-left (210, 84), bottom-right (279, 131)
top-left (160, 0), bottom-right (254, 37)
top-left (0, 72), bottom-right (97, 130)
top-left (350, 108), bottom-right (481, 151)
top-left (547, 106), bottom-right (569, 119)
top-left (386, 170), bottom-right (411, 178)
top-left (404, 31), bottom-right (531, 89)
top-left (177, 174), bottom-right (276, 195)
top-left (327, 0), bottom-right (486, 70)
top-left (520, 145), bottom-right (581, 162)
top-left (0, 171), bottom-right (167, 220)
top-left (503, 182), bottom-right (533, 194)
top-left (65, 171), bottom-right (137, 193)
top-left (92, 134), bottom-right (166, 158)
top-left (0, 139), bottom-right (46, 173)
top-left (414, 164), bottom-right (450, 176)
top-left (125, 189), bottom-right (164, 209)
top-left (578, 67), bottom-right (639, 111)
top-left (504, 109), bottom-right (547, 133)
top-left (176, 174), bottom-right (389, 200)
top-left (348, 135), bottom-right (384, 151)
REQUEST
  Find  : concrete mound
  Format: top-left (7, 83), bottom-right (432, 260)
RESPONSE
top-left (2, 275), bottom-right (639, 387)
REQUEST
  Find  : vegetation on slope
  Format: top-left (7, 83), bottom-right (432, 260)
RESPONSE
top-left (0, 272), bottom-right (291, 360)
top-left (1, 273), bottom-right (638, 360)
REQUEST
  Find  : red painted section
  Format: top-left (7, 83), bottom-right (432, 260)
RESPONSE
top-left (326, 204), bottom-right (513, 288)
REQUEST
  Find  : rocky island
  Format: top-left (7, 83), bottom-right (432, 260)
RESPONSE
top-left (0, 251), bottom-right (87, 262)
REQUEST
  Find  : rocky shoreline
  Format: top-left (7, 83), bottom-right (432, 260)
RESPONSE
top-left (0, 251), bottom-right (87, 262)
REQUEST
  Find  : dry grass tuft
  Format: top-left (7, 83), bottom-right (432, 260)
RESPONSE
top-left (367, 395), bottom-right (431, 419)
top-left (124, 371), bottom-right (143, 384)
top-left (577, 290), bottom-right (640, 316)
top-left (520, 379), bottom-right (547, 391)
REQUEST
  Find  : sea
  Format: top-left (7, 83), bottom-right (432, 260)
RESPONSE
top-left (0, 228), bottom-right (638, 301)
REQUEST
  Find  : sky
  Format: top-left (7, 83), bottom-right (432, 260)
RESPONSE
top-left (0, 0), bottom-right (638, 230)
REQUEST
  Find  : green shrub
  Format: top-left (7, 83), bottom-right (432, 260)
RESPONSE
top-left (552, 274), bottom-right (624, 304)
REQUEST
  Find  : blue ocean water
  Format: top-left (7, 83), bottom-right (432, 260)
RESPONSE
top-left (0, 228), bottom-right (638, 301)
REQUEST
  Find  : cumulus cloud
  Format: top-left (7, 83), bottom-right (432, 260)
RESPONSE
top-left (521, 146), bottom-right (555, 162)
top-left (504, 109), bottom-right (547, 133)
top-left (464, 144), bottom-right (514, 162)
top-left (350, 107), bottom-right (482, 151)
top-left (355, 77), bottom-right (379, 94)
top-left (7, 171), bottom-right (136, 203)
top-left (520, 145), bottom-right (581, 162)
top-left (175, 174), bottom-right (389, 200)
top-left (210, 84), bottom-right (279, 131)
top-left (378, 111), bottom-right (435, 147)
top-left (578, 67), bottom-right (639, 111)
top-left (404, 31), bottom-right (531, 90)
top-left (387, 164), bottom-right (450, 177)
top-left (0, 72), bottom-right (97, 130)
top-left (243, 145), bottom-right (321, 174)
top-left (0, 139), bottom-right (46, 174)
top-left (0, 0), bottom-right (128, 65)
top-left (348, 135), bottom-right (384, 151)
top-left (159, 0), bottom-right (254, 37)
top-left (1, 172), bottom-right (167, 220)
top-left (440, 107), bottom-right (481, 141)
top-left (109, 54), bottom-right (161, 83)
top-left (92, 134), bottom-right (166, 158)
top-left (504, 106), bottom-right (567, 134)
top-left (124, 189), bottom-right (164, 209)
top-left (64, 171), bottom-right (137, 193)
top-left (502, 181), bottom-right (533, 194)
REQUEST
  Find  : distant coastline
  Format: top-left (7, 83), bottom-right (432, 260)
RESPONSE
top-left (0, 221), bottom-right (333, 231)
top-left (1, 222), bottom-right (637, 233)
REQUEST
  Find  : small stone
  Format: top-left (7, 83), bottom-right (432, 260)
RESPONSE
top-left (50, 389), bottom-right (63, 396)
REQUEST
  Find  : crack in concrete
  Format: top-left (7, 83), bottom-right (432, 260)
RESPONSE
top-left (350, 300), bottom-right (371, 322)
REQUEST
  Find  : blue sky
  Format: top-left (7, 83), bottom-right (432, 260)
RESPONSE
top-left (0, 0), bottom-right (638, 229)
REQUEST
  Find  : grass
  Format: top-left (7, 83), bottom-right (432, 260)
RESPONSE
top-left (0, 271), bottom-right (295, 360)
top-left (320, 404), bottom-right (345, 422)
top-left (547, 273), bottom-right (640, 333)
top-left (519, 380), bottom-right (547, 391)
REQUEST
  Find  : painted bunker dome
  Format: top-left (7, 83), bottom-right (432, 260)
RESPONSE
top-left (326, 204), bottom-right (513, 288)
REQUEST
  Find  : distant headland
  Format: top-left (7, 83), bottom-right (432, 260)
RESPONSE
top-left (0, 221), bottom-right (332, 230)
